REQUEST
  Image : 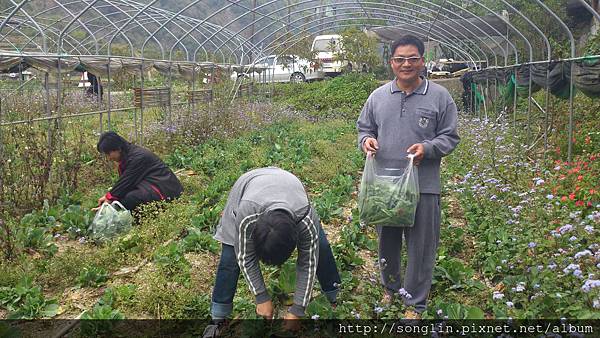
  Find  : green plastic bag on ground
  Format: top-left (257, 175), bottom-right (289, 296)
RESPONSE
top-left (358, 153), bottom-right (419, 227)
top-left (89, 201), bottom-right (133, 242)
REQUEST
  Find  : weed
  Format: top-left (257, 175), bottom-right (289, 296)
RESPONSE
top-left (0, 277), bottom-right (58, 319)
top-left (77, 266), bottom-right (109, 288)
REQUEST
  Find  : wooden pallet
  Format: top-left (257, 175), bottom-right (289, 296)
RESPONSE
top-left (187, 88), bottom-right (213, 104)
top-left (133, 87), bottom-right (170, 108)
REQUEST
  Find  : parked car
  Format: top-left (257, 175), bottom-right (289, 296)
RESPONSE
top-left (231, 55), bottom-right (324, 83)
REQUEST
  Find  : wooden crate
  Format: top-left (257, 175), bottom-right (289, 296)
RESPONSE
top-left (133, 87), bottom-right (171, 108)
top-left (187, 88), bottom-right (213, 104)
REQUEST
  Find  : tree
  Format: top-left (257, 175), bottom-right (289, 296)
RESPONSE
top-left (336, 27), bottom-right (380, 71)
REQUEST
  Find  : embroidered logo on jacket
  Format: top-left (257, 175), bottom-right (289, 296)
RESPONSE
top-left (418, 116), bottom-right (429, 128)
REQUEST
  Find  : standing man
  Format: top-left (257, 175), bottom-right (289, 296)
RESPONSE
top-left (356, 35), bottom-right (460, 318)
top-left (203, 167), bottom-right (340, 337)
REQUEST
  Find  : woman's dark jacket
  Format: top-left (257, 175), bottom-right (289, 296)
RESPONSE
top-left (105, 143), bottom-right (183, 201)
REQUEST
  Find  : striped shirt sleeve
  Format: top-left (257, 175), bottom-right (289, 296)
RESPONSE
top-left (289, 211), bottom-right (319, 317)
top-left (233, 202), bottom-right (270, 304)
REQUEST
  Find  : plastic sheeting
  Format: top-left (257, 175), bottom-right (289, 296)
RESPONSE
top-left (0, 57), bottom-right (23, 72)
top-left (22, 56), bottom-right (79, 73)
top-left (469, 60), bottom-right (575, 100)
top-left (515, 64), bottom-right (541, 95)
top-left (78, 56), bottom-right (124, 77)
top-left (0, 54), bottom-right (219, 80)
top-left (573, 57), bottom-right (600, 98)
top-left (120, 58), bottom-right (154, 75)
top-left (153, 61), bottom-right (174, 77)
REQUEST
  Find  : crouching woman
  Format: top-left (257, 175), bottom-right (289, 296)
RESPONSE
top-left (95, 131), bottom-right (183, 211)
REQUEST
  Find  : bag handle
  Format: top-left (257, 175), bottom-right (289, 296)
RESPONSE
top-left (406, 153), bottom-right (415, 165)
top-left (110, 201), bottom-right (128, 211)
top-left (400, 154), bottom-right (417, 192)
top-left (92, 201), bottom-right (113, 223)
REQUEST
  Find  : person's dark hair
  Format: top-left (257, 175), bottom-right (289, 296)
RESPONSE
top-left (391, 35), bottom-right (425, 57)
top-left (253, 209), bottom-right (298, 266)
top-left (96, 131), bottom-right (129, 154)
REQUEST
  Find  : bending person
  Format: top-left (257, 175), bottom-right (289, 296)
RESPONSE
top-left (204, 167), bottom-right (340, 336)
top-left (95, 131), bottom-right (183, 211)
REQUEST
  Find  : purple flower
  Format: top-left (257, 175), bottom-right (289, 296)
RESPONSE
top-left (506, 301), bottom-right (514, 308)
top-left (493, 291), bottom-right (504, 300)
top-left (563, 264), bottom-right (580, 274)
top-left (528, 242), bottom-right (536, 248)
top-left (574, 250), bottom-right (592, 259)
top-left (588, 211), bottom-right (600, 223)
top-left (582, 280), bottom-right (600, 293)
top-left (398, 288), bottom-right (412, 299)
top-left (559, 224), bottom-right (573, 234)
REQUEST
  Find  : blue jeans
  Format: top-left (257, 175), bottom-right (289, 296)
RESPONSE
top-left (210, 224), bottom-right (341, 319)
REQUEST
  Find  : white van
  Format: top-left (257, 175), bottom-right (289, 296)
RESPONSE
top-left (311, 34), bottom-right (348, 75)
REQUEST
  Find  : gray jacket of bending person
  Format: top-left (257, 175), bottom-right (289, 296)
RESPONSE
top-left (214, 167), bottom-right (319, 317)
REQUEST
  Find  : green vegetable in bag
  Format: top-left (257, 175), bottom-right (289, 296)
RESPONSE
top-left (358, 154), bottom-right (419, 227)
top-left (89, 201), bottom-right (133, 242)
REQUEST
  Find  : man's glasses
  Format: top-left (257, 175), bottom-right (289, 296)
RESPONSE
top-left (390, 56), bottom-right (422, 65)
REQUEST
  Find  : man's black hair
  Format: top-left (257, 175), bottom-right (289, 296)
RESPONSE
top-left (253, 209), bottom-right (298, 266)
top-left (97, 131), bottom-right (129, 154)
top-left (391, 35), bottom-right (425, 57)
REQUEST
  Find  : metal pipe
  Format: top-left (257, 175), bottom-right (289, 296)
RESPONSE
top-left (534, 0), bottom-right (576, 163)
top-left (577, 0), bottom-right (600, 22)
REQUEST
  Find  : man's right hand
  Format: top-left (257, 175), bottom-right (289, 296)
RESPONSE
top-left (256, 300), bottom-right (273, 319)
top-left (362, 137), bottom-right (379, 154)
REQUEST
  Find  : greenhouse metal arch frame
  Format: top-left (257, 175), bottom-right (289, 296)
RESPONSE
top-left (0, 0), bottom-right (598, 162)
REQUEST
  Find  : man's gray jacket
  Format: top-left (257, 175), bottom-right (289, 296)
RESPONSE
top-left (357, 78), bottom-right (460, 194)
top-left (214, 167), bottom-right (318, 317)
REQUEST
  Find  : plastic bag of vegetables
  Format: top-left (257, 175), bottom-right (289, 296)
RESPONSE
top-left (358, 153), bottom-right (419, 227)
top-left (89, 201), bottom-right (133, 242)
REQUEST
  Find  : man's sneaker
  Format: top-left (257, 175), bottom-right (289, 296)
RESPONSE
top-left (202, 321), bottom-right (226, 338)
top-left (403, 309), bottom-right (422, 320)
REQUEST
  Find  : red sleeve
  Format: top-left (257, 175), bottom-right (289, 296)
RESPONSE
top-left (105, 192), bottom-right (117, 201)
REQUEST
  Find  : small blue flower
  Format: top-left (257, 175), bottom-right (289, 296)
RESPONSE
top-left (493, 291), bottom-right (504, 300)
top-left (582, 279), bottom-right (600, 293)
top-left (398, 288), bottom-right (412, 299)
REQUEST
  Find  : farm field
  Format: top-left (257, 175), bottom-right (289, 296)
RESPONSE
top-left (0, 74), bottom-right (599, 337)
